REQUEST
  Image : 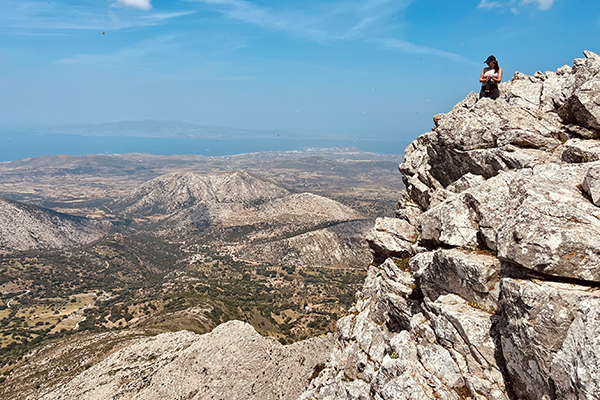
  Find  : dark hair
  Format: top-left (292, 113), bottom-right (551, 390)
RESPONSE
top-left (491, 60), bottom-right (499, 73)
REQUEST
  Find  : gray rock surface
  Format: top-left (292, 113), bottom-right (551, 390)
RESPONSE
top-left (562, 138), bottom-right (600, 163)
top-left (366, 217), bottom-right (418, 261)
top-left (582, 164), bottom-right (600, 206)
top-left (412, 249), bottom-right (500, 311)
top-left (300, 259), bottom-right (508, 400)
top-left (38, 321), bottom-right (333, 400)
top-left (400, 51), bottom-right (600, 212)
top-left (418, 163), bottom-right (600, 281)
top-left (0, 197), bottom-right (112, 253)
top-left (500, 278), bottom-right (600, 400)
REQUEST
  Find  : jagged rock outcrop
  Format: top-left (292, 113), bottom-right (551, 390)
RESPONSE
top-left (35, 321), bottom-right (333, 400)
top-left (0, 197), bottom-right (112, 253)
top-left (301, 51), bottom-right (600, 400)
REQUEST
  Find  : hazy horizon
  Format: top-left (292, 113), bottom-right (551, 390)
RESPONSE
top-left (2, 0), bottom-right (599, 155)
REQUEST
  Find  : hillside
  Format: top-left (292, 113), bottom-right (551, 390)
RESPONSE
top-left (0, 197), bottom-right (112, 254)
top-left (115, 170), bottom-right (370, 267)
top-left (1, 321), bottom-right (332, 400)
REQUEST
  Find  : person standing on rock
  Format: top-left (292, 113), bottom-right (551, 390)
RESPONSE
top-left (479, 55), bottom-right (503, 99)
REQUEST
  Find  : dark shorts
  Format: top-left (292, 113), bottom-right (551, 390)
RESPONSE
top-left (480, 82), bottom-right (499, 100)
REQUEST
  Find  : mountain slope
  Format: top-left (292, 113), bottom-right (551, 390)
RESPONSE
top-left (118, 170), bottom-right (289, 217)
top-left (11, 321), bottom-right (332, 400)
top-left (117, 170), bottom-right (364, 239)
top-left (0, 197), bottom-right (112, 253)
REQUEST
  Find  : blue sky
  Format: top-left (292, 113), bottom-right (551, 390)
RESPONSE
top-left (1, 0), bottom-right (599, 142)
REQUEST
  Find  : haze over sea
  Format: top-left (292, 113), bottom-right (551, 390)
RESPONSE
top-left (0, 130), bottom-right (409, 162)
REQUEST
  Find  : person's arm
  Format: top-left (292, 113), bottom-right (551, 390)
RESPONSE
top-left (490, 68), bottom-right (503, 83)
top-left (479, 68), bottom-right (488, 83)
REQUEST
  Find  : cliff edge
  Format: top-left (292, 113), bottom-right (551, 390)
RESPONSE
top-left (301, 51), bottom-right (600, 400)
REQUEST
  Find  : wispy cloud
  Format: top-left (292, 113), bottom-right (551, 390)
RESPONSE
top-left (372, 38), bottom-right (478, 65)
top-left (190, 0), bottom-right (472, 63)
top-left (478, 0), bottom-right (557, 12)
top-left (0, 0), bottom-right (192, 32)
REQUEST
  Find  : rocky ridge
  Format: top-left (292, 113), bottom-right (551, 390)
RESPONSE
top-left (33, 321), bottom-right (333, 400)
top-left (301, 51), bottom-right (600, 400)
top-left (0, 197), bottom-right (112, 254)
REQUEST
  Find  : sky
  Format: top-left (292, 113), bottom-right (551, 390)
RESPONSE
top-left (0, 0), bottom-right (599, 143)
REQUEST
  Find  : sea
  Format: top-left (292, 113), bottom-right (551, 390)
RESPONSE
top-left (0, 131), bottom-right (408, 162)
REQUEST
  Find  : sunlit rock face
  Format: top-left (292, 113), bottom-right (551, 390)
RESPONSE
top-left (37, 321), bottom-right (334, 400)
top-left (301, 51), bottom-right (600, 400)
top-left (0, 197), bottom-right (113, 253)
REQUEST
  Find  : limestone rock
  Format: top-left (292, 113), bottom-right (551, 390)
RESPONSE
top-left (38, 321), bottom-right (333, 400)
top-left (582, 164), bottom-right (600, 206)
top-left (558, 50), bottom-right (600, 130)
top-left (500, 278), bottom-right (600, 400)
top-left (366, 217), bottom-right (418, 261)
top-left (412, 249), bottom-right (500, 311)
top-left (300, 259), bottom-right (509, 400)
top-left (417, 163), bottom-right (600, 281)
top-left (562, 138), bottom-right (600, 163)
top-left (400, 52), bottom-right (600, 212)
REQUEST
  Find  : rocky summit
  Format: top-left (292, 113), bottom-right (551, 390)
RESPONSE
top-left (301, 50), bottom-right (600, 400)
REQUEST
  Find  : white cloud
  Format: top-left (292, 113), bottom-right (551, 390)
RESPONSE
top-left (523, 0), bottom-right (556, 10)
top-left (478, 0), bottom-right (556, 11)
top-left (115, 0), bottom-right (152, 11)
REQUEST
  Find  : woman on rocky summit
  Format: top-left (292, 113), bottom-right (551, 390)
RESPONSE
top-left (479, 55), bottom-right (503, 99)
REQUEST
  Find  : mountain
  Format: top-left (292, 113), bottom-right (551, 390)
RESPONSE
top-left (118, 170), bottom-right (289, 217)
top-left (302, 50), bottom-right (600, 400)
top-left (0, 197), bottom-right (112, 253)
top-left (115, 170), bottom-right (370, 267)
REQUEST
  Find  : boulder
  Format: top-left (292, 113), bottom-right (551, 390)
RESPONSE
top-left (411, 249), bottom-right (501, 311)
top-left (558, 51), bottom-right (600, 130)
top-left (562, 138), bottom-right (600, 163)
top-left (366, 217), bottom-right (418, 262)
